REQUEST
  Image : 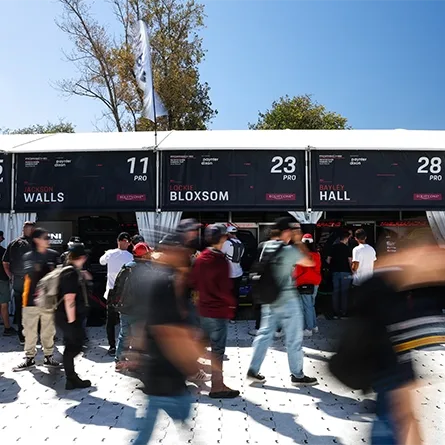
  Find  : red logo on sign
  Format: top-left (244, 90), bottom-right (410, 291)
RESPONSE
top-left (117, 194), bottom-right (146, 202)
top-left (266, 193), bottom-right (296, 201)
top-left (413, 193), bottom-right (442, 201)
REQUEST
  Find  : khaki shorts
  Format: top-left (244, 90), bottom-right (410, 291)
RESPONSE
top-left (0, 280), bottom-right (11, 305)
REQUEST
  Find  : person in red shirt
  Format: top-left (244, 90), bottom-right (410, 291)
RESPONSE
top-left (293, 234), bottom-right (322, 337)
top-left (191, 224), bottom-right (240, 399)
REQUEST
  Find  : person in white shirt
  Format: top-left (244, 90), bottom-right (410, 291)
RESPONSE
top-left (221, 225), bottom-right (245, 321)
top-left (100, 232), bottom-right (133, 356)
top-left (351, 228), bottom-right (377, 286)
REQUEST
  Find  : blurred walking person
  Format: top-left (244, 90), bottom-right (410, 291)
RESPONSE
top-left (247, 217), bottom-right (318, 386)
top-left (3, 221), bottom-right (35, 344)
top-left (131, 234), bottom-right (203, 444)
top-left (294, 234), bottom-right (321, 337)
top-left (191, 224), bottom-right (240, 398)
top-left (100, 232), bottom-right (133, 356)
top-left (112, 242), bottom-right (152, 372)
top-left (13, 228), bottom-right (61, 371)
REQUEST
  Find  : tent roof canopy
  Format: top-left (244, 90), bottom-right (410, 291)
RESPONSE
top-left (0, 129), bottom-right (444, 153)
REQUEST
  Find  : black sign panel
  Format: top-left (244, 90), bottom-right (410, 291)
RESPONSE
top-left (0, 153), bottom-right (11, 211)
top-left (311, 151), bottom-right (445, 210)
top-left (161, 150), bottom-right (305, 210)
top-left (15, 152), bottom-right (156, 211)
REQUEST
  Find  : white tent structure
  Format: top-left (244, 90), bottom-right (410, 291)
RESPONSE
top-left (1, 129), bottom-right (445, 244)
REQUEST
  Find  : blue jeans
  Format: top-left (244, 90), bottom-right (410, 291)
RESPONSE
top-left (371, 391), bottom-right (397, 444)
top-left (116, 313), bottom-right (133, 362)
top-left (300, 285), bottom-right (319, 330)
top-left (134, 393), bottom-right (192, 445)
top-left (199, 317), bottom-right (228, 386)
top-left (332, 272), bottom-right (352, 316)
top-left (249, 297), bottom-right (304, 378)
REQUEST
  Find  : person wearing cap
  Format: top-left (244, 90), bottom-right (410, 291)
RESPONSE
top-left (293, 234), bottom-right (322, 337)
top-left (191, 224), bottom-right (240, 399)
top-left (13, 228), bottom-right (61, 372)
top-left (2, 221), bottom-right (36, 344)
top-left (247, 217), bottom-right (318, 387)
top-left (221, 225), bottom-right (245, 322)
top-left (113, 242), bottom-right (152, 372)
top-left (100, 232), bottom-right (133, 356)
top-left (60, 236), bottom-right (82, 265)
top-left (56, 243), bottom-right (91, 390)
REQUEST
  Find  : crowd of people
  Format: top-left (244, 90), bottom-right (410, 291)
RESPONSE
top-left (0, 217), bottom-right (444, 445)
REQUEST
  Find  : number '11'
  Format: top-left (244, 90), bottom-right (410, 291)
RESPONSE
top-left (127, 157), bottom-right (149, 174)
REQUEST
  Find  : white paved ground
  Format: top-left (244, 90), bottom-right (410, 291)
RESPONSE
top-left (0, 318), bottom-right (444, 444)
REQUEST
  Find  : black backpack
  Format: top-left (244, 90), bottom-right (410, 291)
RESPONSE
top-left (108, 263), bottom-right (135, 314)
top-left (250, 242), bottom-right (285, 304)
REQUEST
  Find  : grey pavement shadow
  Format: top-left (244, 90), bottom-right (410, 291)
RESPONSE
top-left (260, 384), bottom-right (375, 423)
top-left (198, 394), bottom-right (345, 445)
top-left (30, 367), bottom-right (140, 431)
top-left (0, 374), bottom-right (21, 403)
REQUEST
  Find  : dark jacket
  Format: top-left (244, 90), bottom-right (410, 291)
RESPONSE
top-left (3, 236), bottom-right (33, 276)
top-left (191, 248), bottom-right (235, 319)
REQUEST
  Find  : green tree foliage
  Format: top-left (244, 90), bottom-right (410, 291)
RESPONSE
top-left (56, 0), bottom-right (216, 132)
top-left (248, 95), bottom-right (350, 130)
top-left (2, 120), bottom-right (75, 135)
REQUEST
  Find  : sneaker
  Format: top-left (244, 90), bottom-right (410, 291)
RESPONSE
top-left (291, 375), bottom-right (318, 386)
top-left (247, 370), bottom-right (267, 383)
top-left (18, 333), bottom-right (25, 345)
top-left (274, 330), bottom-right (284, 339)
top-left (229, 320), bottom-right (236, 324)
top-left (108, 347), bottom-right (116, 357)
top-left (248, 329), bottom-right (258, 337)
top-left (44, 356), bottom-right (62, 368)
top-left (3, 327), bottom-right (17, 337)
top-left (303, 329), bottom-right (313, 337)
top-left (13, 358), bottom-right (35, 372)
top-left (188, 369), bottom-right (211, 383)
top-left (115, 361), bottom-right (127, 373)
top-left (313, 327), bottom-right (319, 334)
top-left (66, 375), bottom-right (92, 390)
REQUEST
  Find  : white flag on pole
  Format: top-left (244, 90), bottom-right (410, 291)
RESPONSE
top-left (134, 20), bottom-right (167, 122)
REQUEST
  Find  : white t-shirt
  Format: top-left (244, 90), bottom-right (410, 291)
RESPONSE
top-left (352, 243), bottom-right (377, 285)
top-left (222, 238), bottom-right (244, 278)
top-left (99, 248), bottom-right (133, 295)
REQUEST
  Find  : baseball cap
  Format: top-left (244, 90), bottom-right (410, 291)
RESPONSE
top-left (133, 242), bottom-right (151, 257)
top-left (132, 234), bottom-right (145, 245)
top-left (177, 218), bottom-right (201, 233)
top-left (68, 243), bottom-right (87, 258)
top-left (205, 224), bottom-right (228, 245)
top-left (118, 232), bottom-right (131, 242)
top-left (227, 225), bottom-right (238, 233)
top-left (273, 217), bottom-right (301, 233)
top-left (302, 233), bottom-right (314, 243)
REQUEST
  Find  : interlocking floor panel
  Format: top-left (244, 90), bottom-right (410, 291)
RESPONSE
top-left (0, 318), bottom-right (444, 444)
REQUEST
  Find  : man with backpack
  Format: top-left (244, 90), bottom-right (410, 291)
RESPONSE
top-left (13, 228), bottom-right (61, 371)
top-left (222, 225), bottom-right (245, 322)
top-left (111, 242), bottom-right (152, 372)
top-left (247, 217), bottom-right (318, 386)
top-left (100, 232), bottom-right (133, 356)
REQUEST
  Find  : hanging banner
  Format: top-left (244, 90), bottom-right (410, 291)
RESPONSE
top-left (161, 150), bottom-right (306, 210)
top-left (0, 153), bottom-right (11, 211)
top-left (15, 152), bottom-right (156, 211)
top-left (311, 151), bottom-right (445, 210)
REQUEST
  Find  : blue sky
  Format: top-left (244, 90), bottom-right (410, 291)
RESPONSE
top-left (1, 0), bottom-right (445, 132)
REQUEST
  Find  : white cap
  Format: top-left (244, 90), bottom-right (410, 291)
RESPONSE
top-left (227, 225), bottom-right (238, 233)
